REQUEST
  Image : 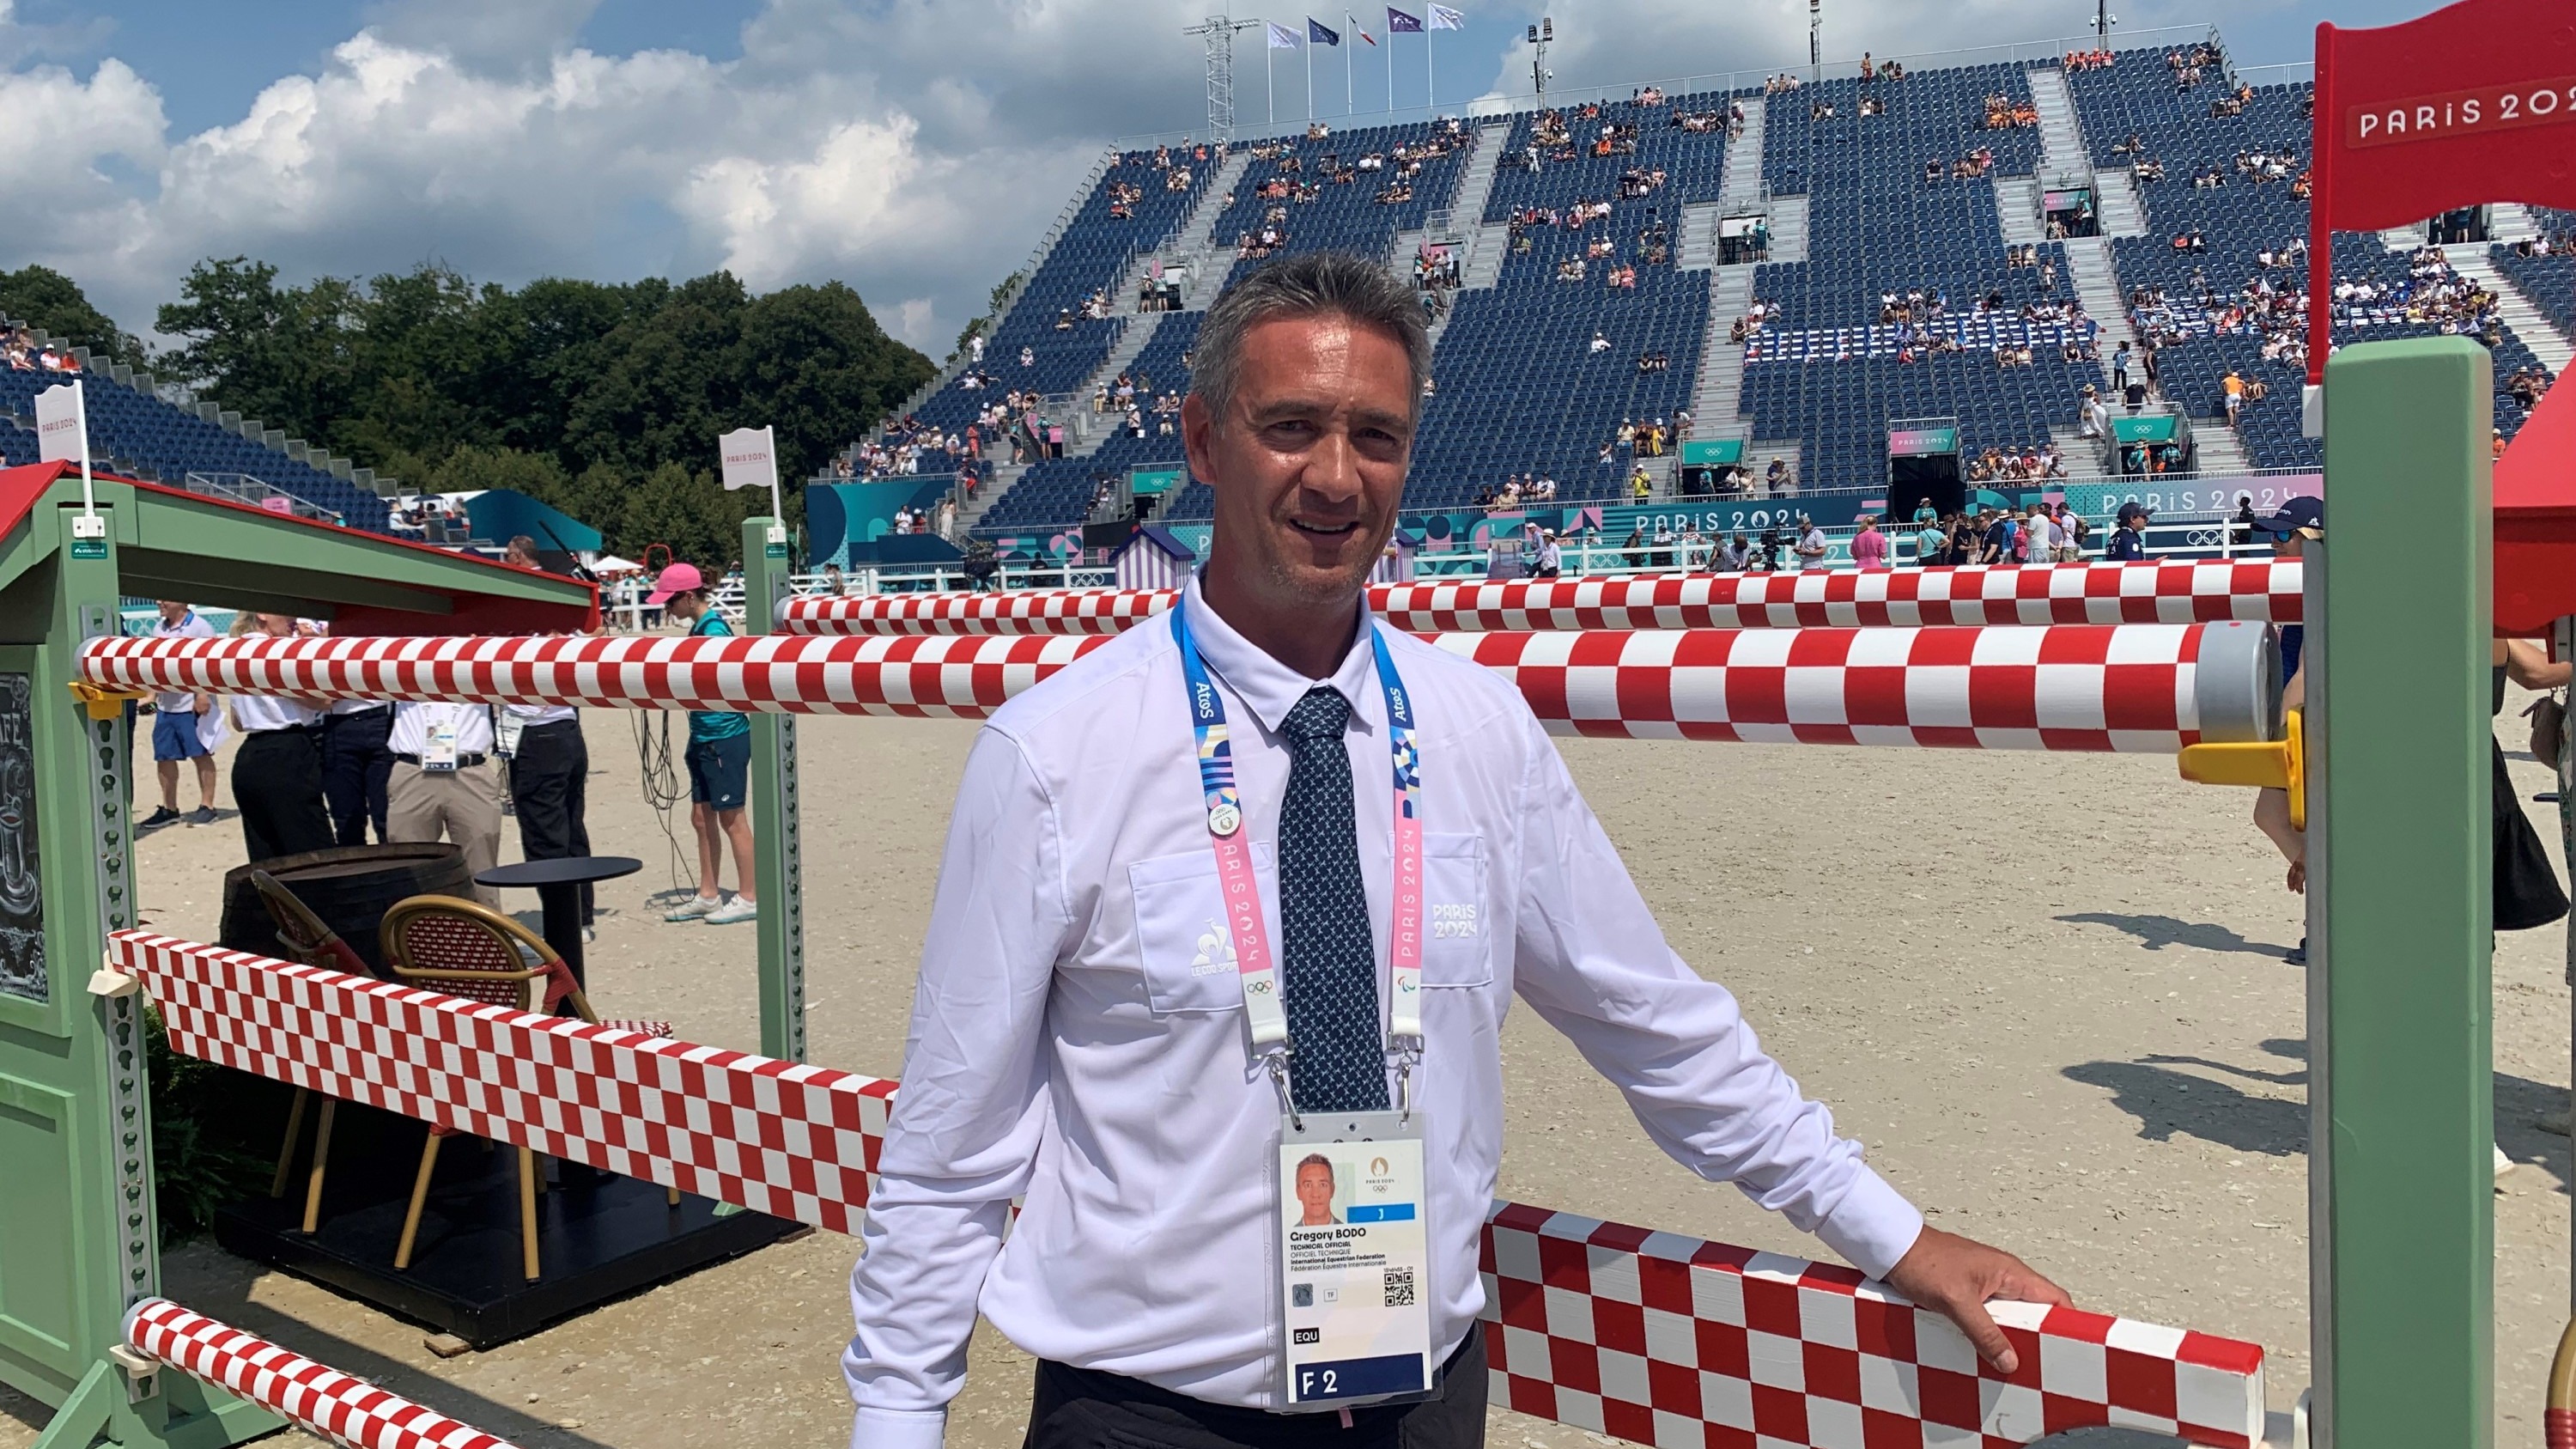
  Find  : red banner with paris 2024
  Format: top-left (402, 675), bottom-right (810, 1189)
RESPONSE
top-left (2313, 0), bottom-right (2576, 230)
top-left (2306, 0), bottom-right (2576, 384)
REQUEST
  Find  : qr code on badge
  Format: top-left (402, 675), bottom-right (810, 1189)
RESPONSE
top-left (1382, 1267), bottom-right (1416, 1307)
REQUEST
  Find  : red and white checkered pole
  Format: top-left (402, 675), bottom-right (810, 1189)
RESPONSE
top-left (124, 1297), bottom-right (519, 1449)
top-left (112, 935), bottom-right (2269, 1449)
top-left (775, 561), bottom-right (2300, 636)
top-left (77, 620), bottom-right (2251, 752)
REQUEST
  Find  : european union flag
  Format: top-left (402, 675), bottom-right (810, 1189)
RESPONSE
top-left (1308, 16), bottom-right (1340, 45)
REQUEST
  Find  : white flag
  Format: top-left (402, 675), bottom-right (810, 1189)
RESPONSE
top-left (1267, 20), bottom-right (1302, 47)
top-left (1427, 3), bottom-right (1463, 27)
top-left (718, 425), bottom-right (778, 493)
top-left (34, 382), bottom-right (84, 465)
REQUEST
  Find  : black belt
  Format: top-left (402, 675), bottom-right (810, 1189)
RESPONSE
top-left (518, 718), bottom-right (580, 732)
top-left (247, 725), bottom-right (319, 737)
top-left (393, 752), bottom-right (489, 769)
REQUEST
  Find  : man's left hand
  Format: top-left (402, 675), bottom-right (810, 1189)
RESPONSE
top-left (1882, 1226), bottom-right (2073, 1375)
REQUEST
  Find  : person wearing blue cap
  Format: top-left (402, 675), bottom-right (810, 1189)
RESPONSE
top-left (2104, 501), bottom-right (2152, 561)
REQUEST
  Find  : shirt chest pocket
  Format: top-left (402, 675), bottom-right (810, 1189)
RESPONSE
top-left (1127, 847), bottom-right (1279, 1014)
top-left (1419, 832), bottom-right (1492, 989)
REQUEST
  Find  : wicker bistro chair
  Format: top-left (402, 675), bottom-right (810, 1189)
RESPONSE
top-left (247, 871), bottom-right (377, 1236)
top-left (378, 895), bottom-right (675, 1281)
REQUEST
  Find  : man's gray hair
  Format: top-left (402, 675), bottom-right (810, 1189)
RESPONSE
top-left (1191, 252), bottom-right (1431, 426)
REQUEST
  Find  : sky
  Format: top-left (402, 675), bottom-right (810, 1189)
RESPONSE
top-left (0, 0), bottom-right (2432, 358)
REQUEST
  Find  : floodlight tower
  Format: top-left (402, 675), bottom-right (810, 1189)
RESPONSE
top-left (1183, 15), bottom-right (1262, 144)
top-left (2095, 0), bottom-right (2116, 45)
top-left (1526, 16), bottom-right (1552, 97)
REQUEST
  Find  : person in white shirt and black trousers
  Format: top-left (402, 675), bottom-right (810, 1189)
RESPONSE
top-left (228, 613), bottom-right (337, 864)
top-left (843, 253), bottom-right (2068, 1449)
top-left (321, 698), bottom-right (396, 845)
top-left (504, 703), bottom-right (592, 932)
top-left (386, 702), bottom-right (503, 906)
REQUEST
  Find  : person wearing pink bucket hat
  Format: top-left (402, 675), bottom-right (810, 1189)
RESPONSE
top-left (651, 563), bottom-right (758, 926)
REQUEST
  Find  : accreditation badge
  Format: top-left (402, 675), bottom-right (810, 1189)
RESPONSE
top-left (422, 718), bottom-right (460, 773)
top-left (1276, 1111), bottom-right (1433, 1409)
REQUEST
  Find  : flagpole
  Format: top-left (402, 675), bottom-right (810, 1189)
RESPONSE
top-left (1267, 32), bottom-right (1276, 125)
top-left (1426, 23), bottom-right (1434, 113)
top-left (1383, 15), bottom-right (1394, 113)
top-left (1306, 35), bottom-right (1313, 121)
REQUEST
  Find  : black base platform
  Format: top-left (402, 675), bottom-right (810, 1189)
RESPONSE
top-left (216, 1125), bottom-right (800, 1349)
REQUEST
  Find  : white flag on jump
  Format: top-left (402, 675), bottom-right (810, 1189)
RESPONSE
top-left (33, 382), bottom-right (85, 465)
top-left (719, 425), bottom-right (778, 493)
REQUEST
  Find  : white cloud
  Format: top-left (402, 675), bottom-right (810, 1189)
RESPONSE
top-left (0, 1), bottom-right (1254, 356)
top-left (1489, 0), bottom-right (2216, 100)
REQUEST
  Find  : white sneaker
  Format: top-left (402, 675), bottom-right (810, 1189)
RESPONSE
top-left (665, 895), bottom-right (722, 922)
top-left (704, 897), bottom-right (758, 926)
top-left (2494, 1142), bottom-right (2514, 1179)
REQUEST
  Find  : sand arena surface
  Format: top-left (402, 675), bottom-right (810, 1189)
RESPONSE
top-left (3, 699), bottom-right (2566, 1448)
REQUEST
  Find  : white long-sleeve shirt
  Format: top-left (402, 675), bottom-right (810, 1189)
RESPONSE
top-left (843, 576), bottom-right (1923, 1449)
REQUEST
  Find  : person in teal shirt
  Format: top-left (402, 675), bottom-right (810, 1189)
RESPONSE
top-left (1913, 514), bottom-right (1947, 567)
top-left (648, 563), bottom-right (758, 924)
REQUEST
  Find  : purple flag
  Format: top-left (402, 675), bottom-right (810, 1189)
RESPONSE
top-left (1387, 6), bottom-right (1424, 31)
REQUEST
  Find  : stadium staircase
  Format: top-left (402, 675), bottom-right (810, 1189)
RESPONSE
top-left (2026, 68), bottom-right (2088, 180)
top-left (2454, 247), bottom-right (2576, 375)
top-left (1994, 180), bottom-right (2043, 247)
top-left (1718, 98), bottom-right (1765, 207)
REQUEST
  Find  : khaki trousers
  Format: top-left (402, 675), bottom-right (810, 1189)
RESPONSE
top-left (387, 762), bottom-right (504, 907)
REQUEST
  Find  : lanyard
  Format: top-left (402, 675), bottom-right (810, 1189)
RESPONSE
top-left (1172, 606), bottom-right (1425, 1118)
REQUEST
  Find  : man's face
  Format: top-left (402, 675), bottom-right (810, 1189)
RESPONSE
top-left (255, 613), bottom-right (296, 637)
top-left (156, 600), bottom-right (185, 624)
top-left (1295, 1163), bottom-right (1335, 1216)
top-left (1184, 314), bottom-right (1413, 614)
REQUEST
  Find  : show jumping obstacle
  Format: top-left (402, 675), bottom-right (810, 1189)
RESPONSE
top-left (123, 1298), bottom-right (521, 1449)
top-left (775, 560), bottom-right (2302, 636)
top-left (77, 618), bottom-right (2275, 754)
top-left (107, 929), bottom-right (2271, 1449)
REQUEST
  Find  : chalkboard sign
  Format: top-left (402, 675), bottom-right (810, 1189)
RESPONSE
top-left (0, 673), bottom-right (40, 1002)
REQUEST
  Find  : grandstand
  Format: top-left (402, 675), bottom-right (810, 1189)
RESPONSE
top-left (837, 28), bottom-right (2569, 556)
top-left (1, 317), bottom-right (396, 531)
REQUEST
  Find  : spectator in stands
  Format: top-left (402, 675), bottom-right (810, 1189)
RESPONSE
top-left (653, 563), bottom-right (758, 926)
top-left (1851, 515), bottom-right (1888, 569)
top-left (228, 613), bottom-right (337, 863)
top-left (141, 601), bottom-right (221, 829)
top-left (2223, 369), bottom-right (2246, 427)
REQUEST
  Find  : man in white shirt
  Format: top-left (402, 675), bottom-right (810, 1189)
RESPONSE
top-left (500, 538), bottom-right (598, 935)
top-left (228, 614), bottom-right (336, 863)
top-left (844, 253), bottom-right (2063, 1449)
top-left (140, 601), bottom-right (220, 829)
top-left (386, 702), bottom-right (503, 906)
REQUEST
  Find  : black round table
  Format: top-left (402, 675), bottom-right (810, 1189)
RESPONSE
top-left (475, 855), bottom-right (641, 987)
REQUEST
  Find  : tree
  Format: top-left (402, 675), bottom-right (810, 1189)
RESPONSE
top-left (0, 265), bottom-right (145, 366)
top-left (151, 258), bottom-right (932, 551)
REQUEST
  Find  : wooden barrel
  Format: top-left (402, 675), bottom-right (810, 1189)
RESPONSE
top-left (217, 843), bottom-right (474, 977)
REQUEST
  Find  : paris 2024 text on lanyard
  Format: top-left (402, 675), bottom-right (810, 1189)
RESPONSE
top-left (1173, 606), bottom-right (1437, 1410)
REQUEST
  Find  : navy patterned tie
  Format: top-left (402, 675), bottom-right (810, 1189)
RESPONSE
top-left (1277, 687), bottom-right (1388, 1114)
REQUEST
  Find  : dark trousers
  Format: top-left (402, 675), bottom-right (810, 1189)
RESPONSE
top-left (321, 707), bottom-right (395, 846)
top-left (510, 720), bottom-right (593, 924)
top-left (234, 730), bottom-right (337, 865)
top-left (1024, 1324), bottom-right (1485, 1449)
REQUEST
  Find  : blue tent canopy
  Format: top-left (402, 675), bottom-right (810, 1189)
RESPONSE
top-left (465, 489), bottom-right (603, 554)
